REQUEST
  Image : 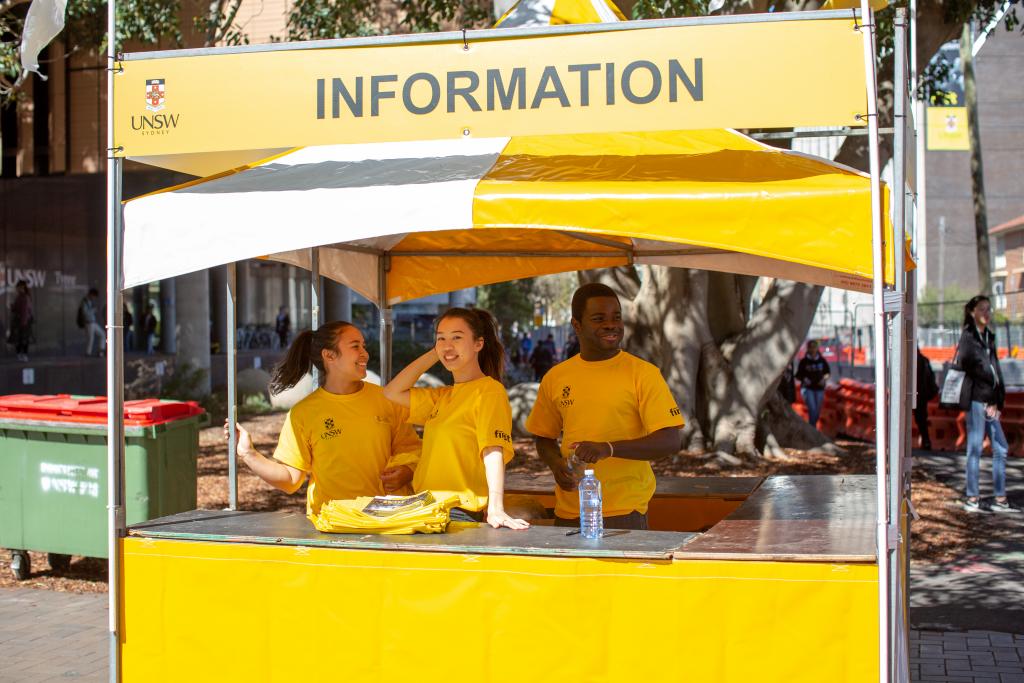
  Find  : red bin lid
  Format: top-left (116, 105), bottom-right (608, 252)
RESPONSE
top-left (0, 394), bottom-right (204, 426)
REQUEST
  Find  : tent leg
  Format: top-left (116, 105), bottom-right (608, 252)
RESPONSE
top-left (889, 11), bottom-right (912, 682)
top-left (226, 262), bottom-right (238, 511)
top-left (311, 247), bottom-right (321, 331)
top-left (860, 1), bottom-right (891, 681)
top-left (105, 165), bottom-right (124, 681)
top-left (379, 254), bottom-right (393, 382)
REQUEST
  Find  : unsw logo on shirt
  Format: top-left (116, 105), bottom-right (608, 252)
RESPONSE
top-left (321, 417), bottom-right (342, 440)
top-left (559, 385), bottom-right (574, 408)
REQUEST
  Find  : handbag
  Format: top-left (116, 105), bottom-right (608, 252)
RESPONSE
top-left (939, 340), bottom-right (972, 410)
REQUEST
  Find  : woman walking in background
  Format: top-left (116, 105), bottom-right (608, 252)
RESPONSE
top-left (8, 279), bottom-right (33, 362)
top-left (959, 295), bottom-right (1018, 513)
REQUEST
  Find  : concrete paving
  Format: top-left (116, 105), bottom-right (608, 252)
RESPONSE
top-left (911, 451), bottom-right (1024, 634)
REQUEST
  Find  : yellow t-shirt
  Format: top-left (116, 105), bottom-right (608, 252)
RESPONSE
top-left (526, 350), bottom-right (684, 518)
top-left (272, 383), bottom-right (421, 518)
top-left (408, 376), bottom-right (514, 512)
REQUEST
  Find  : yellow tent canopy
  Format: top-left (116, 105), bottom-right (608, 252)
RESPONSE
top-left (123, 128), bottom-right (896, 301)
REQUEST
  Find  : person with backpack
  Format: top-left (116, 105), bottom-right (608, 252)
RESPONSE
top-left (530, 334), bottom-right (556, 381)
top-left (78, 288), bottom-right (105, 357)
top-left (914, 349), bottom-right (939, 450)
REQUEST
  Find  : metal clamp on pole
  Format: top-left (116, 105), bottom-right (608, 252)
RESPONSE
top-left (886, 524), bottom-right (901, 550)
top-left (883, 290), bottom-right (904, 313)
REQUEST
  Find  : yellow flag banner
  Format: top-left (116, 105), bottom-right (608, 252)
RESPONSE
top-left (114, 15), bottom-right (868, 157)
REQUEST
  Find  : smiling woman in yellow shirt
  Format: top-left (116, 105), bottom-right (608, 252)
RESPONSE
top-left (383, 308), bottom-right (529, 530)
top-left (226, 321), bottom-right (421, 519)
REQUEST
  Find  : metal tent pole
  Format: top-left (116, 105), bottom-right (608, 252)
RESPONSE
top-left (310, 247), bottom-right (321, 387)
top-left (311, 247), bottom-right (321, 331)
top-left (859, 1), bottom-right (891, 680)
top-left (226, 262), bottom-right (238, 510)
top-left (105, 0), bottom-right (124, 674)
top-left (889, 11), bottom-right (911, 681)
top-left (378, 254), bottom-right (393, 382)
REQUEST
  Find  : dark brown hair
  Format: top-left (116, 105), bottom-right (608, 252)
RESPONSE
top-left (437, 307), bottom-right (505, 382)
top-left (270, 321), bottom-right (356, 394)
top-left (571, 282), bottom-right (619, 321)
top-left (963, 295), bottom-right (991, 330)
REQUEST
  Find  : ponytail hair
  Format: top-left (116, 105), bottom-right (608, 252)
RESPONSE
top-left (963, 295), bottom-right (991, 330)
top-left (270, 320), bottom-right (356, 394)
top-left (437, 307), bottom-right (505, 382)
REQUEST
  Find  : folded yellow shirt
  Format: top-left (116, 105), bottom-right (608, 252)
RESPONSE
top-left (313, 492), bottom-right (462, 535)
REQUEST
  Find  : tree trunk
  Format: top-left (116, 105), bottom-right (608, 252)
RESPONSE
top-left (584, 265), bottom-right (826, 458)
top-left (960, 22), bottom-right (992, 295)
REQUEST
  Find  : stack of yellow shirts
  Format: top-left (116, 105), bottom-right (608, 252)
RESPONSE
top-left (312, 491), bottom-right (463, 535)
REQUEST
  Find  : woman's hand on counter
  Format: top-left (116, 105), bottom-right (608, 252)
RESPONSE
top-left (486, 507), bottom-right (530, 530)
top-left (380, 465), bottom-right (413, 492)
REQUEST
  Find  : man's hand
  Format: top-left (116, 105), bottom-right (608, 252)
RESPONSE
top-left (570, 441), bottom-right (613, 464)
top-left (549, 457), bottom-right (577, 491)
top-left (380, 465), bottom-right (414, 492)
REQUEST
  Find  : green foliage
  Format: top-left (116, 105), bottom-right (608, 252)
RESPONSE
top-left (397, 0), bottom-right (491, 33)
top-left (631, 0), bottom-right (706, 20)
top-left (918, 283), bottom-right (975, 326)
top-left (283, 0), bottom-right (381, 41)
top-left (162, 361), bottom-right (209, 401)
top-left (477, 279), bottom-right (536, 347)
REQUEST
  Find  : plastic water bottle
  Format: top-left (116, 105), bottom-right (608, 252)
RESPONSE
top-left (578, 470), bottom-right (603, 539)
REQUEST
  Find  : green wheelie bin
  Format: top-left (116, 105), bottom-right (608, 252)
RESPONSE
top-left (0, 394), bottom-right (207, 580)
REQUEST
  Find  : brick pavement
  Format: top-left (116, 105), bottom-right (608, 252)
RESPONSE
top-left (910, 629), bottom-right (1024, 683)
top-left (2, 584), bottom-right (1023, 682)
top-left (0, 588), bottom-right (106, 682)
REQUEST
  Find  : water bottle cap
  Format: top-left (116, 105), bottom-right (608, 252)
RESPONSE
top-left (584, 469), bottom-right (594, 475)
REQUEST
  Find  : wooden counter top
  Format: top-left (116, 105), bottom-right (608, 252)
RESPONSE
top-left (675, 475), bottom-right (876, 562)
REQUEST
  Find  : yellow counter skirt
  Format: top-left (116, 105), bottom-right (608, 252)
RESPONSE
top-left (121, 537), bottom-right (877, 682)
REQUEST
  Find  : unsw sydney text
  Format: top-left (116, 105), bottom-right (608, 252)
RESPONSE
top-left (315, 58), bottom-right (703, 119)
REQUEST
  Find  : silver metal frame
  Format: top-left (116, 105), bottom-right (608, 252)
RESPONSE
top-left (226, 263), bottom-right (238, 510)
top-left (857, 1), bottom-right (892, 680)
top-left (105, 0), bottom-right (124, 674)
top-left (106, 7), bottom-right (910, 682)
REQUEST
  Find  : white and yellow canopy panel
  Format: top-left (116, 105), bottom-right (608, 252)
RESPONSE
top-left (122, 128), bottom-right (896, 301)
top-left (495, 0), bottom-right (626, 27)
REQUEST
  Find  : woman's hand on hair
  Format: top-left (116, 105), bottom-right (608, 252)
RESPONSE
top-left (486, 507), bottom-right (530, 530)
top-left (380, 465), bottom-right (413, 492)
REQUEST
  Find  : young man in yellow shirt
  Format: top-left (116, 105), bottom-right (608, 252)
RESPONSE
top-left (526, 283), bottom-right (684, 530)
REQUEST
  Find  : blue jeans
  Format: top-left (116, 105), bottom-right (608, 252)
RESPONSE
top-left (965, 400), bottom-right (1008, 499)
top-left (801, 388), bottom-right (825, 428)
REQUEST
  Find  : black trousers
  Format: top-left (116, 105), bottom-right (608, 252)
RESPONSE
top-left (914, 403), bottom-right (931, 448)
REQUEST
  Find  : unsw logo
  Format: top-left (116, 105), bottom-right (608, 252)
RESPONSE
top-left (558, 384), bottom-right (574, 408)
top-left (321, 417), bottom-right (342, 440)
top-left (131, 78), bottom-right (181, 135)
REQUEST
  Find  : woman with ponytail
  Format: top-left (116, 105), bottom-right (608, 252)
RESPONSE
top-left (383, 308), bottom-right (529, 530)
top-left (226, 321), bottom-right (421, 520)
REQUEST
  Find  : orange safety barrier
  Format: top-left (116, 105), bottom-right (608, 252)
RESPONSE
top-left (920, 346), bottom-right (1010, 362)
top-left (791, 381), bottom-right (1023, 455)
